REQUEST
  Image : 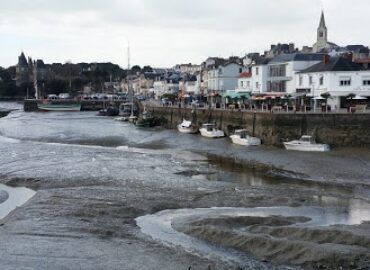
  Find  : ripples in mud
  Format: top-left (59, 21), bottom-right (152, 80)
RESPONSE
top-left (137, 206), bottom-right (370, 269)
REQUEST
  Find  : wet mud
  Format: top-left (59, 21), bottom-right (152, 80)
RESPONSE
top-left (0, 106), bottom-right (369, 269)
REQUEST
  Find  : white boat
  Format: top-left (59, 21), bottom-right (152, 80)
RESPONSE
top-left (114, 116), bottom-right (129, 122)
top-left (37, 102), bottom-right (81, 111)
top-left (283, 135), bottom-right (330, 152)
top-left (177, 119), bottom-right (198, 134)
top-left (230, 129), bottom-right (261, 146)
top-left (199, 124), bottom-right (225, 138)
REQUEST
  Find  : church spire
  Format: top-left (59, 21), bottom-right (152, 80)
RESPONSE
top-left (319, 10), bottom-right (326, 29)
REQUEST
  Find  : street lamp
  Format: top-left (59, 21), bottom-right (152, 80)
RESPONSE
top-left (311, 82), bottom-right (316, 112)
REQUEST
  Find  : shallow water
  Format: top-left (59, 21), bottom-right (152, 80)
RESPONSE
top-left (0, 184), bottom-right (36, 220)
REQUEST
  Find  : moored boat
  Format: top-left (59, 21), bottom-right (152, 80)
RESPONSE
top-left (283, 135), bottom-right (330, 152)
top-left (136, 111), bottom-right (156, 127)
top-left (98, 106), bottom-right (119, 116)
top-left (199, 124), bottom-right (225, 138)
top-left (0, 109), bottom-right (11, 118)
top-left (178, 119), bottom-right (198, 134)
top-left (37, 101), bottom-right (81, 111)
top-left (230, 129), bottom-right (261, 146)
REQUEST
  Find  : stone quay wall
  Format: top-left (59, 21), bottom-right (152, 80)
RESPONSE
top-left (24, 99), bottom-right (123, 112)
top-left (148, 106), bottom-right (370, 147)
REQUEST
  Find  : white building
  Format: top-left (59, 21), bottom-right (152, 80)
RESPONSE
top-left (175, 63), bottom-right (201, 75)
top-left (237, 71), bottom-right (253, 92)
top-left (266, 53), bottom-right (325, 95)
top-left (207, 62), bottom-right (245, 93)
top-left (251, 61), bottom-right (269, 94)
top-left (297, 56), bottom-right (370, 108)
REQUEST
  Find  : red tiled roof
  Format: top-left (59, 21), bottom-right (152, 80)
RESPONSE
top-left (239, 72), bottom-right (252, 78)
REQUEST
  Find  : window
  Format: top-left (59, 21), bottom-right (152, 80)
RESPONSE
top-left (256, 82), bottom-right (260, 89)
top-left (269, 64), bottom-right (286, 77)
top-left (340, 77), bottom-right (351, 86)
top-left (363, 80), bottom-right (370, 86)
top-left (268, 81), bottom-right (286, 92)
top-left (256, 67), bottom-right (259, 75)
top-left (319, 76), bottom-right (324, 86)
top-left (247, 81), bottom-right (250, 87)
top-left (309, 76), bottom-right (313, 85)
top-left (218, 68), bottom-right (222, 74)
top-left (239, 68), bottom-right (243, 73)
top-left (240, 81), bottom-right (244, 87)
top-left (299, 76), bottom-right (303, 86)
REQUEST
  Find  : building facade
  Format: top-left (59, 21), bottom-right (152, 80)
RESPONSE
top-left (297, 56), bottom-right (370, 108)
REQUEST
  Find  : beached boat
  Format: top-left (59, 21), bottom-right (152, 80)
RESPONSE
top-left (230, 129), bottom-right (261, 146)
top-left (199, 124), bottom-right (225, 138)
top-left (119, 102), bottom-right (138, 117)
top-left (0, 110), bottom-right (11, 118)
top-left (98, 106), bottom-right (119, 116)
top-left (284, 135), bottom-right (330, 152)
top-left (178, 119), bottom-right (198, 134)
top-left (136, 111), bottom-right (156, 127)
top-left (37, 102), bottom-right (81, 111)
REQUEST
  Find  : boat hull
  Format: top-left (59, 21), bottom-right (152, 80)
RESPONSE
top-left (0, 110), bottom-right (11, 118)
top-left (178, 125), bottom-right (198, 134)
top-left (283, 142), bottom-right (330, 152)
top-left (230, 135), bottom-right (261, 146)
top-left (199, 128), bottom-right (225, 138)
top-left (37, 104), bottom-right (81, 111)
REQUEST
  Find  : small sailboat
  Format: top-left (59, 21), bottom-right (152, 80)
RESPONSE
top-left (178, 119), bottom-right (198, 134)
top-left (230, 129), bottom-right (261, 146)
top-left (284, 135), bottom-right (330, 152)
top-left (199, 124), bottom-right (225, 138)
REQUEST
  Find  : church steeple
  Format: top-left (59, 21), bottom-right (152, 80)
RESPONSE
top-left (317, 10), bottom-right (328, 43)
top-left (319, 11), bottom-right (326, 28)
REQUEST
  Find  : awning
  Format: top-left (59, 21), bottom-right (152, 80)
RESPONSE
top-left (252, 96), bottom-right (267, 101)
top-left (222, 92), bottom-right (251, 99)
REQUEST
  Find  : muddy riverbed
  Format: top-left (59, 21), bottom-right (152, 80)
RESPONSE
top-left (0, 103), bottom-right (369, 269)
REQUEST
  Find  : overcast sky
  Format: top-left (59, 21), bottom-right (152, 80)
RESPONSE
top-left (1, 0), bottom-right (368, 68)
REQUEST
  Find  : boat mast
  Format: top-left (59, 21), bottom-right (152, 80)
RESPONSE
top-left (128, 42), bottom-right (134, 117)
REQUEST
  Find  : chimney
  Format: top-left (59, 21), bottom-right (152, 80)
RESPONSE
top-left (323, 55), bottom-right (330, 65)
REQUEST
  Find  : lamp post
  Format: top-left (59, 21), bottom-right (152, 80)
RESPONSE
top-left (311, 82), bottom-right (316, 113)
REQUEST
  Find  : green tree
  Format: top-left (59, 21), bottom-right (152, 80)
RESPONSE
top-left (142, 65), bottom-right (153, 73)
top-left (131, 65), bottom-right (141, 75)
top-left (45, 79), bottom-right (69, 95)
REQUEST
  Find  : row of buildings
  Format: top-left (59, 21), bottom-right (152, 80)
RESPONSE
top-left (15, 12), bottom-right (370, 108)
top-left (126, 12), bottom-right (370, 109)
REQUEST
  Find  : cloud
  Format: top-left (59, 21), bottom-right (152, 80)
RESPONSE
top-left (0, 0), bottom-right (368, 68)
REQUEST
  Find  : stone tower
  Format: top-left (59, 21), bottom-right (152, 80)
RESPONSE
top-left (15, 52), bottom-right (30, 86)
top-left (317, 11), bottom-right (328, 45)
top-left (312, 11), bottom-right (338, 53)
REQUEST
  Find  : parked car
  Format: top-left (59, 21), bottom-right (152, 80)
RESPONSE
top-left (58, 93), bottom-right (71, 99)
top-left (47, 94), bottom-right (59, 100)
top-left (161, 98), bottom-right (171, 106)
top-left (191, 100), bottom-right (205, 108)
